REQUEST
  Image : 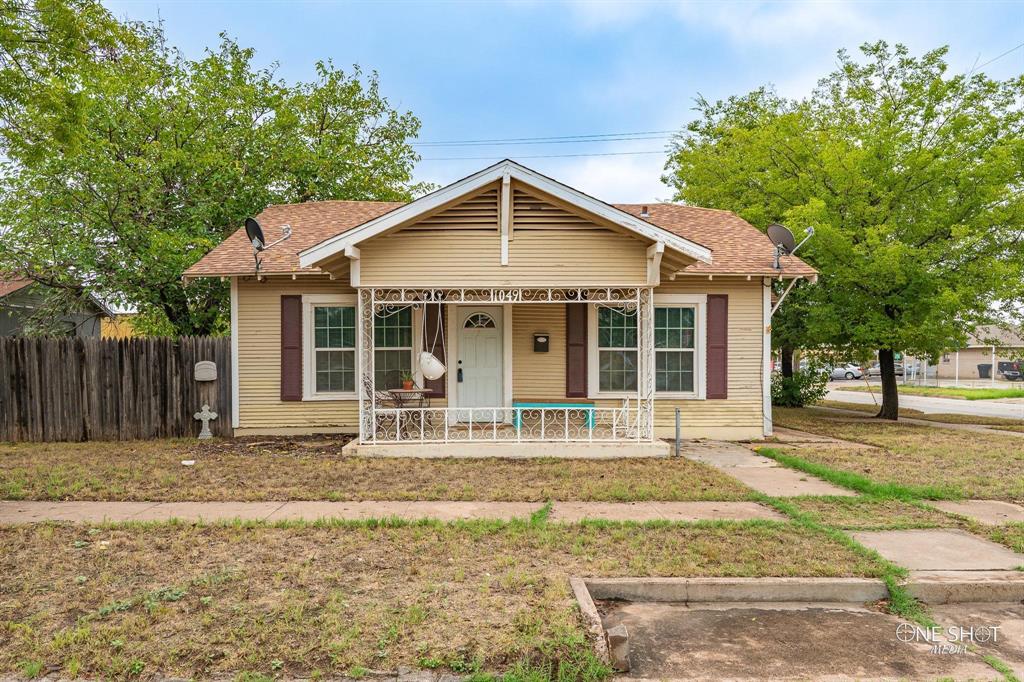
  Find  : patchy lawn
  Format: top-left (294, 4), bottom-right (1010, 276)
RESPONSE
top-left (835, 385), bottom-right (1024, 400)
top-left (986, 523), bottom-right (1024, 554)
top-left (773, 408), bottom-right (1024, 502)
top-left (819, 400), bottom-right (1024, 431)
top-left (789, 497), bottom-right (957, 530)
top-left (0, 438), bottom-right (751, 502)
top-left (0, 519), bottom-right (882, 680)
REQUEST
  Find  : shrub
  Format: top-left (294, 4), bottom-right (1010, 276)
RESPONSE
top-left (771, 369), bottom-right (828, 407)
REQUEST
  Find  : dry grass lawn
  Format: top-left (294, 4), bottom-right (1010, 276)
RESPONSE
top-left (0, 438), bottom-right (750, 502)
top-left (0, 519), bottom-right (881, 680)
top-left (790, 497), bottom-right (957, 530)
top-left (773, 408), bottom-right (1024, 502)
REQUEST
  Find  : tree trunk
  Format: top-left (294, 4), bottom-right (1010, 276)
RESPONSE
top-left (780, 345), bottom-right (794, 378)
top-left (877, 348), bottom-right (899, 420)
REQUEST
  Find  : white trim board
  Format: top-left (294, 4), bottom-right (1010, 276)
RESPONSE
top-left (229, 277), bottom-right (240, 429)
top-left (298, 160), bottom-right (713, 269)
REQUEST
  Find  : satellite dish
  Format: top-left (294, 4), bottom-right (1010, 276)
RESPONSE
top-left (767, 223), bottom-right (797, 254)
top-left (245, 217), bottom-right (266, 251)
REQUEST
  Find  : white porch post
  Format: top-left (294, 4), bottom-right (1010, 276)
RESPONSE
top-left (636, 286), bottom-right (655, 440)
top-left (357, 288), bottom-right (376, 443)
top-left (955, 350), bottom-right (959, 387)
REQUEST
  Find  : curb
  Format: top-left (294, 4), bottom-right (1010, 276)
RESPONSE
top-left (907, 571), bottom-right (1024, 604)
top-left (569, 576), bottom-right (610, 664)
top-left (583, 577), bottom-right (889, 603)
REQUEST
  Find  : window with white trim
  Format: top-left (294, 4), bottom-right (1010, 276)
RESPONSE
top-left (313, 305), bottom-right (356, 393)
top-left (374, 307), bottom-right (413, 389)
top-left (597, 306), bottom-right (638, 392)
top-left (303, 295), bottom-right (357, 400)
top-left (655, 306), bottom-right (696, 393)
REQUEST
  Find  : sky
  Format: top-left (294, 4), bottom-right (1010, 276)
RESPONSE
top-left (103, 0), bottom-right (1024, 203)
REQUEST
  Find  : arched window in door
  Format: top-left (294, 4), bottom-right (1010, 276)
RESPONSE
top-left (464, 313), bottom-right (496, 329)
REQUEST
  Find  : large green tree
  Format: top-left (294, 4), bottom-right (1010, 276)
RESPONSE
top-left (0, 0), bottom-right (424, 335)
top-left (665, 42), bottom-right (1024, 419)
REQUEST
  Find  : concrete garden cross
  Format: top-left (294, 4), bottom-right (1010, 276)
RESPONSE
top-left (193, 404), bottom-right (218, 439)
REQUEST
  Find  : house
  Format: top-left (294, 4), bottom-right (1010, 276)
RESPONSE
top-left (0, 277), bottom-right (112, 338)
top-left (936, 325), bottom-right (1024, 381)
top-left (185, 160), bottom-right (815, 451)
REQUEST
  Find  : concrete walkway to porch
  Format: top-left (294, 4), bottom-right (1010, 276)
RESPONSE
top-left (0, 499), bottom-right (785, 524)
top-left (678, 440), bottom-right (857, 497)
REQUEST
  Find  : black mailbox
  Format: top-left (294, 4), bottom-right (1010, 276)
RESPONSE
top-left (533, 333), bottom-right (549, 353)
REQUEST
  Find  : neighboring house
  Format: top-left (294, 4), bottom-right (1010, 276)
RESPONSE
top-left (936, 325), bottom-right (1024, 380)
top-left (185, 160), bottom-right (815, 448)
top-left (101, 313), bottom-right (140, 339)
top-left (0, 277), bottom-right (111, 338)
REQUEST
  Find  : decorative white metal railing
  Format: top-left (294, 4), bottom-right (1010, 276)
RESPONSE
top-left (357, 286), bottom-right (656, 444)
top-left (367, 404), bottom-right (642, 444)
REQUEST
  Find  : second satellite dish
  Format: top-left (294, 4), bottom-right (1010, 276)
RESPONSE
top-left (245, 218), bottom-right (266, 251)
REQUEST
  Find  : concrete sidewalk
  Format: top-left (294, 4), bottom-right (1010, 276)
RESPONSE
top-left (0, 499), bottom-right (785, 524)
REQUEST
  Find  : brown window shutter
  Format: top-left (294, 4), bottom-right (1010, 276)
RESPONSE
top-left (422, 304), bottom-right (446, 398)
top-left (706, 294), bottom-right (728, 399)
top-left (280, 295), bottom-right (303, 401)
top-left (565, 303), bottom-right (588, 397)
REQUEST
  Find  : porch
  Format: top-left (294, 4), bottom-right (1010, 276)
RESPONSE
top-left (357, 286), bottom-right (658, 445)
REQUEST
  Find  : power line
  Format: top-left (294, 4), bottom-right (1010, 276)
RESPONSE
top-left (414, 134), bottom-right (672, 148)
top-left (419, 150), bottom-right (668, 161)
top-left (973, 40), bottom-right (1024, 72)
top-left (414, 129), bottom-right (677, 146)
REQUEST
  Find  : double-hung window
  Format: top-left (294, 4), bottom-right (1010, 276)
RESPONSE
top-left (596, 306), bottom-right (638, 392)
top-left (655, 306), bottom-right (696, 393)
top-left (374, 307), bottom-right (413, 389)
top-left (304, 294), bottom-right (357, 399)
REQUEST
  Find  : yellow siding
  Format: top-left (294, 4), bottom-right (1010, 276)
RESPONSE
top-left (653, 277), bottom-right (765, 435)
top-left (233, 274), bottom-right (766, 437)
top-left (359, 229), bottom-right (647, 287)
top-left (512, 305), bottom-right (567, 400)
top-left (236, 276), bottom-right (358, 431)
top-left (101, 315), bottom-right (139, 339)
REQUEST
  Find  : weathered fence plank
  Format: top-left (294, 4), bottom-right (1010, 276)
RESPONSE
top-left (0, 336), bottom-right (232, 441)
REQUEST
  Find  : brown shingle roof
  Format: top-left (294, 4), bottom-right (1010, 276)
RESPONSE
top-left (185, 199), bottom-right (815, 279)
top-left (0, 277), bottom-right (33, 298)
top-left (616, 204), bottom-right (816, 277)
top-left (185, 200), bottom-right (404, 277)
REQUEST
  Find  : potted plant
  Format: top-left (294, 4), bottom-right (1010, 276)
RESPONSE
top-left (400, 371), bottom-right (415, 391)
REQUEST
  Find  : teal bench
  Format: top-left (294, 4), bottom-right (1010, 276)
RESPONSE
top-left (512, 401), bottom-right (595, 430)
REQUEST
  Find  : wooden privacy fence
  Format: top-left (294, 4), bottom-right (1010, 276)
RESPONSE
top-left (0, 336), bottom-right (232, 441)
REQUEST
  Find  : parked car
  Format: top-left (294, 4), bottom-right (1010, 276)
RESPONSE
top-left (998, 361), bottom-right (1023, 381)
top-left (865, 362), bottom-right (904, 377)
top-left (824, 363), bottom-right (864, 380)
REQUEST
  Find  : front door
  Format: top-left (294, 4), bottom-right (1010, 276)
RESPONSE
top-left (456, 307), bottom-right (503, 415)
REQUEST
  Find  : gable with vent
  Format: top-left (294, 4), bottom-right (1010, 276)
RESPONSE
top-left (350, 180), bottom-right (670, 287)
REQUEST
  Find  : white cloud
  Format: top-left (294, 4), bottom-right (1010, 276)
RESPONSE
top-left (563, 0), bottom-right (876, 45)
top-left (671, 1), bottom-right (874, 46)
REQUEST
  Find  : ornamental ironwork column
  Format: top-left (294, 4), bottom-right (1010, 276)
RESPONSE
top-left (636, 287), bottom-right (655, 440)
top-left (358, 288), bottom-right (376, 443)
